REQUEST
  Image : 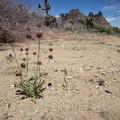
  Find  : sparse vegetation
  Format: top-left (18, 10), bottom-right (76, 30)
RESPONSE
top-left (93, 25), bottom-right (111, 35)
top-left (113, 27), bottom-right (120, 34)
top-left (64, 23), bottom-right (74, 32)
top-left (11, 31), bottom-right (53, 101)
top-left (0, 0), bottom-right (120, 119)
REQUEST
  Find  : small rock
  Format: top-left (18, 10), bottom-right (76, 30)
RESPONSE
top-left (117, 49), bottom-right (120, 53)
top-left (101, 72), bottom-right (106, 76)
top-left (105, 90), bottom-right (112, 94)
top-left (96, 85), bottom-right (104, 90)
top-left (40, 72), bottom-right (48, 76)
top-left (48, 83), bottom-right (52, 87)
top-left (54, 69), bottom-right (59, 72)
top-left (97, 67), bottom-right (101, 69)
top-left (11, 85), bottom-right (14, 88)
top-left (115, 44), bottom-right (120, 47)
top-left (96, 78), bottom-right (105, 86)
top-left (67, 76), bottom-right (72, 79)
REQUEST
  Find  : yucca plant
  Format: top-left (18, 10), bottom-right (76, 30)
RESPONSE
top-left (38, 0), bottom-right (51, 26)
top-left (86, 18), bottom-right (94, 29)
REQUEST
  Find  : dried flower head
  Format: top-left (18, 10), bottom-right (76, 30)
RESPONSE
top-left (26, 52), bottom-right (29, 55)
top-left (48, 55), bottom-right (53, 59)
top-left (25, 48), bottom-right (29, 51)
top-left (26, 28), bottom-right (31, 31)
top-left (9, 54), bottom-right (12, 58)
top-left (20, 48), bottom-right (23, 52)
top-left (36, 32), bottom-right (43, 38)
top-left (8, 39), bottom-right (14, 43)
top-left (33, 52), bottom-right (37, 55)
top-left (38, 61), bottom-right (42, 65)
top-left (23, 58), bottom-right (26, 61)
top-left (26, 34), bottom-right (32, 39)
top-left (49, 48), bottom-right (53, 52)
top-left (48, 82), bottom-right (52, 87)
top-left (37, 24), bottom-right (42, 28)
top-left (21, 63), bottom-right (26, 68)
top-left (16, 73), bottom-right (22, 77)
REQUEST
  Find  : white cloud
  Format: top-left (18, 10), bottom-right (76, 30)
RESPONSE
top-left (55, 15), bottom-right (60, 19)
top-left (102, 5), bottom-right (116, 11)
top-left (105, 17), bottom-right (117, 22)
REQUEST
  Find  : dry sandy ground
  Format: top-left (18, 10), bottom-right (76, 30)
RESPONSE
top-left (0, 33), bottom-right (120, 120)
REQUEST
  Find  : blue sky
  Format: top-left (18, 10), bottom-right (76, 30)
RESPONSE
top-left (21, 0), bottom-right (120, 28)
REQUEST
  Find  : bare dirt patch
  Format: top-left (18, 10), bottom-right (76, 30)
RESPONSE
top-left (0, 33), bottom-right (120, 120)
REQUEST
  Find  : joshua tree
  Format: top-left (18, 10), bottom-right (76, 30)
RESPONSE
top-left (60, 13), bottom-right (65, 20)
top-left (38, 0), bottom-right (50, 16)
top-left (38, 0), bottom-right (51, 26)
top-left (60, 13), bottom-right (68, 21)
top-left (98, 11), bottom-right (103, 17)
top-left (86, 18), bottom-right (94, 29)
top-left (65, 13), bottom-right (69, 20)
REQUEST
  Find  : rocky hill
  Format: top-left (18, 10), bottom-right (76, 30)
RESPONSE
top-left (57, 9), bottom-right (111, 31)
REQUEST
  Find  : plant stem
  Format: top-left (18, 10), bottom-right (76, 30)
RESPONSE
top-left (64, 68), bottom-right (68, 92)
top-left (33, 55), bottom-right (36, 76)
top-left (26, 53), bottom-right (29, 80)
top-left (44, 59), bottom-right (50, 73)
top-left (64, 76), bottom-right (68, 92)
top-left (39, 66), bottom-right (41, 77)
top-left (36, 38), bottom-right (41, 76)
top-left (12, 46), bottom-right (20, 72)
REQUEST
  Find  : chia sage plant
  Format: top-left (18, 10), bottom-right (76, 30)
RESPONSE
top-left (11, 31), bottom-right (53, 101)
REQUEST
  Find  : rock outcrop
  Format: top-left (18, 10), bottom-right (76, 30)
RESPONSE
top-left (57, 9), bottom-right (110, 29)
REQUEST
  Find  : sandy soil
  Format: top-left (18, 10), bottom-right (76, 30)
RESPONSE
top-left (0, 33), bottom-right (120, 120)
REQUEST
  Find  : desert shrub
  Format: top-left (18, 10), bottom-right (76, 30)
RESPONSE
top-left (0, 29), bottom-right (10, 43)
top-left (113, 27), bottom-right (120, 34)
top-left (93, 25), bottom-right (111, 35)
top-left (64, 23), bottom-right (74, 31)
top-left (0, 0), bottom-right (44, 43)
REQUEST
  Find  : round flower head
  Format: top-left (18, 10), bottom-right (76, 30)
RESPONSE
top-left (33, 52), bottom-right (37, 55)
top-left (20, 48), bottom-right (23, 52)
top-left (25, 48), bottom-right (29, 51)
top-left (26, 34), bottom-right (32, 39)
top-left (26, 28), bottom-right (31, 31)
top-left (16, 73), bottom-right (22, 77)
top-left (38, 61), bottom-right (42, 65)
top-left (26, 52), bottom-right (29, 55)
top-left (9, 54), bottom-right (12, 58)
top-left (49, 48), bottom-right (53, 52)
top-left (21, 63), bottom-right (26, 69)
top-left (36, 32), bottom-right (43, 38)
top-left (8, 39), bottom-right (14, 43)
top-left (37, 24), bottom-right (42, 28)
top-left (48, 55), bottom-right (53, 59)
top-left (23, 58), bottom-right (26, 61)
